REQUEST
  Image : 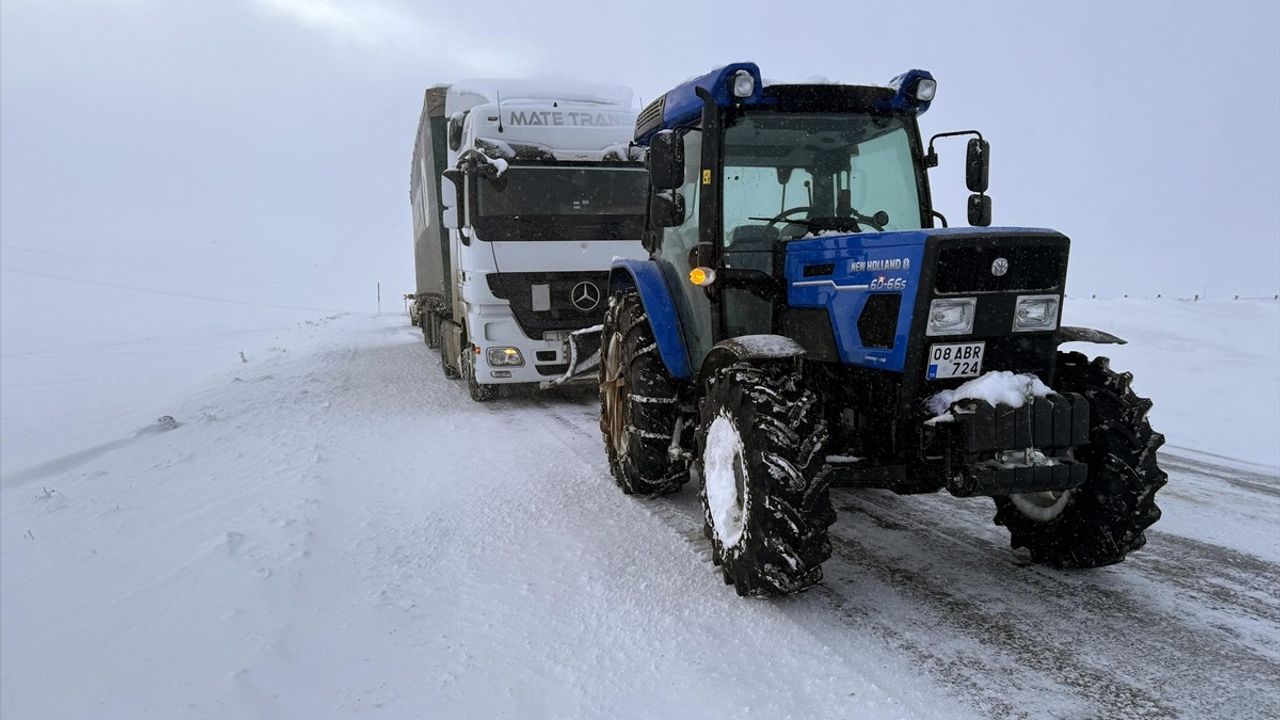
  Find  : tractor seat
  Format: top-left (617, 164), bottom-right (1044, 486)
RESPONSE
top-left (726, 225), bottom-right (779, 273)
top-left (728, 224), bottom-right (780, 248)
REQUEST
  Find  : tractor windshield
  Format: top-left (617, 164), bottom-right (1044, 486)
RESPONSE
top-left (721, 112), bottom-right (924, 248)
top-left (473, 165), bottom-right (647, 242)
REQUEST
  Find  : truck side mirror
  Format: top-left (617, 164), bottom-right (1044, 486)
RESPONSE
top-left (966, 138), bottom-right (990, 193)
top-left (968, 193), bottom-right (992, 227)
top-left (441, 168), bottom-right (462, 229)
top-left (648, 130), bottom-right (684, 190)
top-left (650, 190), bottom-right (685, 228)
top-left (448, 113), bottom-right (465, 152)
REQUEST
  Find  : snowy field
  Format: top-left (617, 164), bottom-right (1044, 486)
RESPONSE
top-left (2, 298), bottom-right (1278, 719)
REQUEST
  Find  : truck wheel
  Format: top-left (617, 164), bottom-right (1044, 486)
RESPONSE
top-left (441, 346), bottom-right (460, 380)
top-left (462, 348), bottom-right (498, 402)
top-left (424, 314), bottom-right (440, 350)
top-left (696, 360), bottom-right (832, 597)
top-left (599, 290), bottom-right (687, 495)
top-left (993, 351), bottom-right (1166, 568)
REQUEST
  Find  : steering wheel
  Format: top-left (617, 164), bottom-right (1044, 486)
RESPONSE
top-left (762, 206), bottom-right (814, 227)
top-left (850, 211), bottom-right (887, 232)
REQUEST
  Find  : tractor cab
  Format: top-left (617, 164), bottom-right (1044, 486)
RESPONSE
top-left (630, 63), bottom-right (992, 375)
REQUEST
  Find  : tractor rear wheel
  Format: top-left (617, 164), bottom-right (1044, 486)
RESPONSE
top-left (599, 290), bottom-right (686, 495)
top-left (993, 351), bottom-right (1166, 567)
top-left (696, 360), bottom-right (832, 596)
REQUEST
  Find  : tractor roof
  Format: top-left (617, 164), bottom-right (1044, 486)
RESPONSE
top-left (633, 62), bottom-right (935, 145)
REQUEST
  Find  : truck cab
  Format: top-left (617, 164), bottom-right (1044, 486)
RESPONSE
top-left (436, 80), bottom-right (648, 400)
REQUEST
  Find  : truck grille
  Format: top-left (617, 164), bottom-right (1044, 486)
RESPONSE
top-left (486, 271), bottom-right (609, 338)
top-left (935, 245), bottom-right (1063, 294)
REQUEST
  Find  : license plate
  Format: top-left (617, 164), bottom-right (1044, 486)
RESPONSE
top-left (927, 342), bottom-right (985, 380)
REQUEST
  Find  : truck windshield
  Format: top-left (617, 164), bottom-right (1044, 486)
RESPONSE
top-left (721, 112), bottom-right (924, 246)
top-left (474, 165), bottom-right (646, 242)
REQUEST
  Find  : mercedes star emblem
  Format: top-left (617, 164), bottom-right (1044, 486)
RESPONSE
top-left (991, 257), bottom-right (1009, 277)
top-left (571, 281), bottom-right (601, 311)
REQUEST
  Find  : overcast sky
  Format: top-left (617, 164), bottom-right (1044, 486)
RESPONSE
top-left (2, 0), bottom-right (1277, 342)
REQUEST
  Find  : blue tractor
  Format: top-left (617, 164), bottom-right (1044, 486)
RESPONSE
top-left (598, 63), bottom-right (1166, 597)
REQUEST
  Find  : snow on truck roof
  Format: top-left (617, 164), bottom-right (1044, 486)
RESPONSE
top-left (445, 79), bottom-right (633, 115)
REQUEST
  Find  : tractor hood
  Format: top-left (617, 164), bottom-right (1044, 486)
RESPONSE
top-left (782, 227), bottom-right (1069, 372)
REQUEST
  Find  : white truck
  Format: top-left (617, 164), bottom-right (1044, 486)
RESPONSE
top-left (414, 79), bottom-right (647, 401)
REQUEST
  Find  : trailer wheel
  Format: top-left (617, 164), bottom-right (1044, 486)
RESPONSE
top-left (993, 351), bottom-right (1166, 568)
top-left (697, 360), bottom-right (832, 597)
top-left (462, 348), bottom-right (497, 402)
top-left (424, 312), bottom-right (440, 350)
top-left (599, 290), bottom-right (687, 495)
top-left (441, 345), bottom-right (460, 380)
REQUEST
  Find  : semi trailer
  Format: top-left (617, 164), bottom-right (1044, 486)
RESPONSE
top-left (408, 86), bottom-right (451, 340)
top-left (410, 80), bottom-right (648, 400)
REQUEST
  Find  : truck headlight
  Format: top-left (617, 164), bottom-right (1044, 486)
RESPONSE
top-left (486, 347), bottom-right (524, 367)
top-left (1012, 294), bottom-right (1060, 332)
top-left (732, 70), bottom-right (755, 98)
top-left (926, 298), bottom-right (976, 336)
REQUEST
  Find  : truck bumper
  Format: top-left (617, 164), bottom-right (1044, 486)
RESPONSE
top-left (471, 327), bottom-right (598, 386)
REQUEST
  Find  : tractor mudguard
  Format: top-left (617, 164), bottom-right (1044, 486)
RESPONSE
top-left (1057, 326), bottom-right (1127, 345)
top-left (700, 335), bottom-right (806, 384)
top-left (608, 260), bottom-right (693, 380)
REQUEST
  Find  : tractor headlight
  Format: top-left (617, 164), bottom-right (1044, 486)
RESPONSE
top-left (926, 297), bottom-right (976, 336)
top-left (1012, 294), bottom-right (1060, 332)
top-left (732, 70), bottom-right (755, 99)
top-left (486, 347), bottom-right (524, 367)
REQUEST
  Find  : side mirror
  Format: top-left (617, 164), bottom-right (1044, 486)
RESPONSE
top-left (648, 130), bottom-right (685, 190)
top-left (968, 193), bottom-right (992, 227)
top-left (966, 138), bottom-right (990, 193)
top-left (441, 168), bottom-right (462, 229)
top-left (448, 113), bottom-right (465, 152)
top-left (650, 190), bottom-right (685, 228)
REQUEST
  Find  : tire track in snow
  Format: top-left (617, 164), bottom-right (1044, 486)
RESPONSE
top-left (825, 491), bottom-right (1278, 719)
top-left (527, 385), bottom-right (1280, 719)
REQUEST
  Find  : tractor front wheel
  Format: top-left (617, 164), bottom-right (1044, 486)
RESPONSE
top-left (697, 360), bottom-right (832, 596)
top-left (993, 351), bottom-right (1166, 567)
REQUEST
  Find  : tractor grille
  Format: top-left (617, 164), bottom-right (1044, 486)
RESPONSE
top-left (935, 245), bottom-right (1063, 294)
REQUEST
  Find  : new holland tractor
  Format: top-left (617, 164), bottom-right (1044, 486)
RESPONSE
top-left (598, 63), bottom-right (1166, 597)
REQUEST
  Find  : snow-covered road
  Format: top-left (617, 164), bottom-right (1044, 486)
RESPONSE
top-left (3, 310), bottom-right (1278, 719)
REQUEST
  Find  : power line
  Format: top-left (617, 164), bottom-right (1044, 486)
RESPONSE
top-left (0, 264), bottom-right (355, 314)
top-left (0, 243), bottom-right (350, 297)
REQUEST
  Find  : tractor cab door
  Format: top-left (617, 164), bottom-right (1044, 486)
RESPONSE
top-left (720, 164), bottom-right (812, 337)
top-left (654, 129), bottom-right (715, 373)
